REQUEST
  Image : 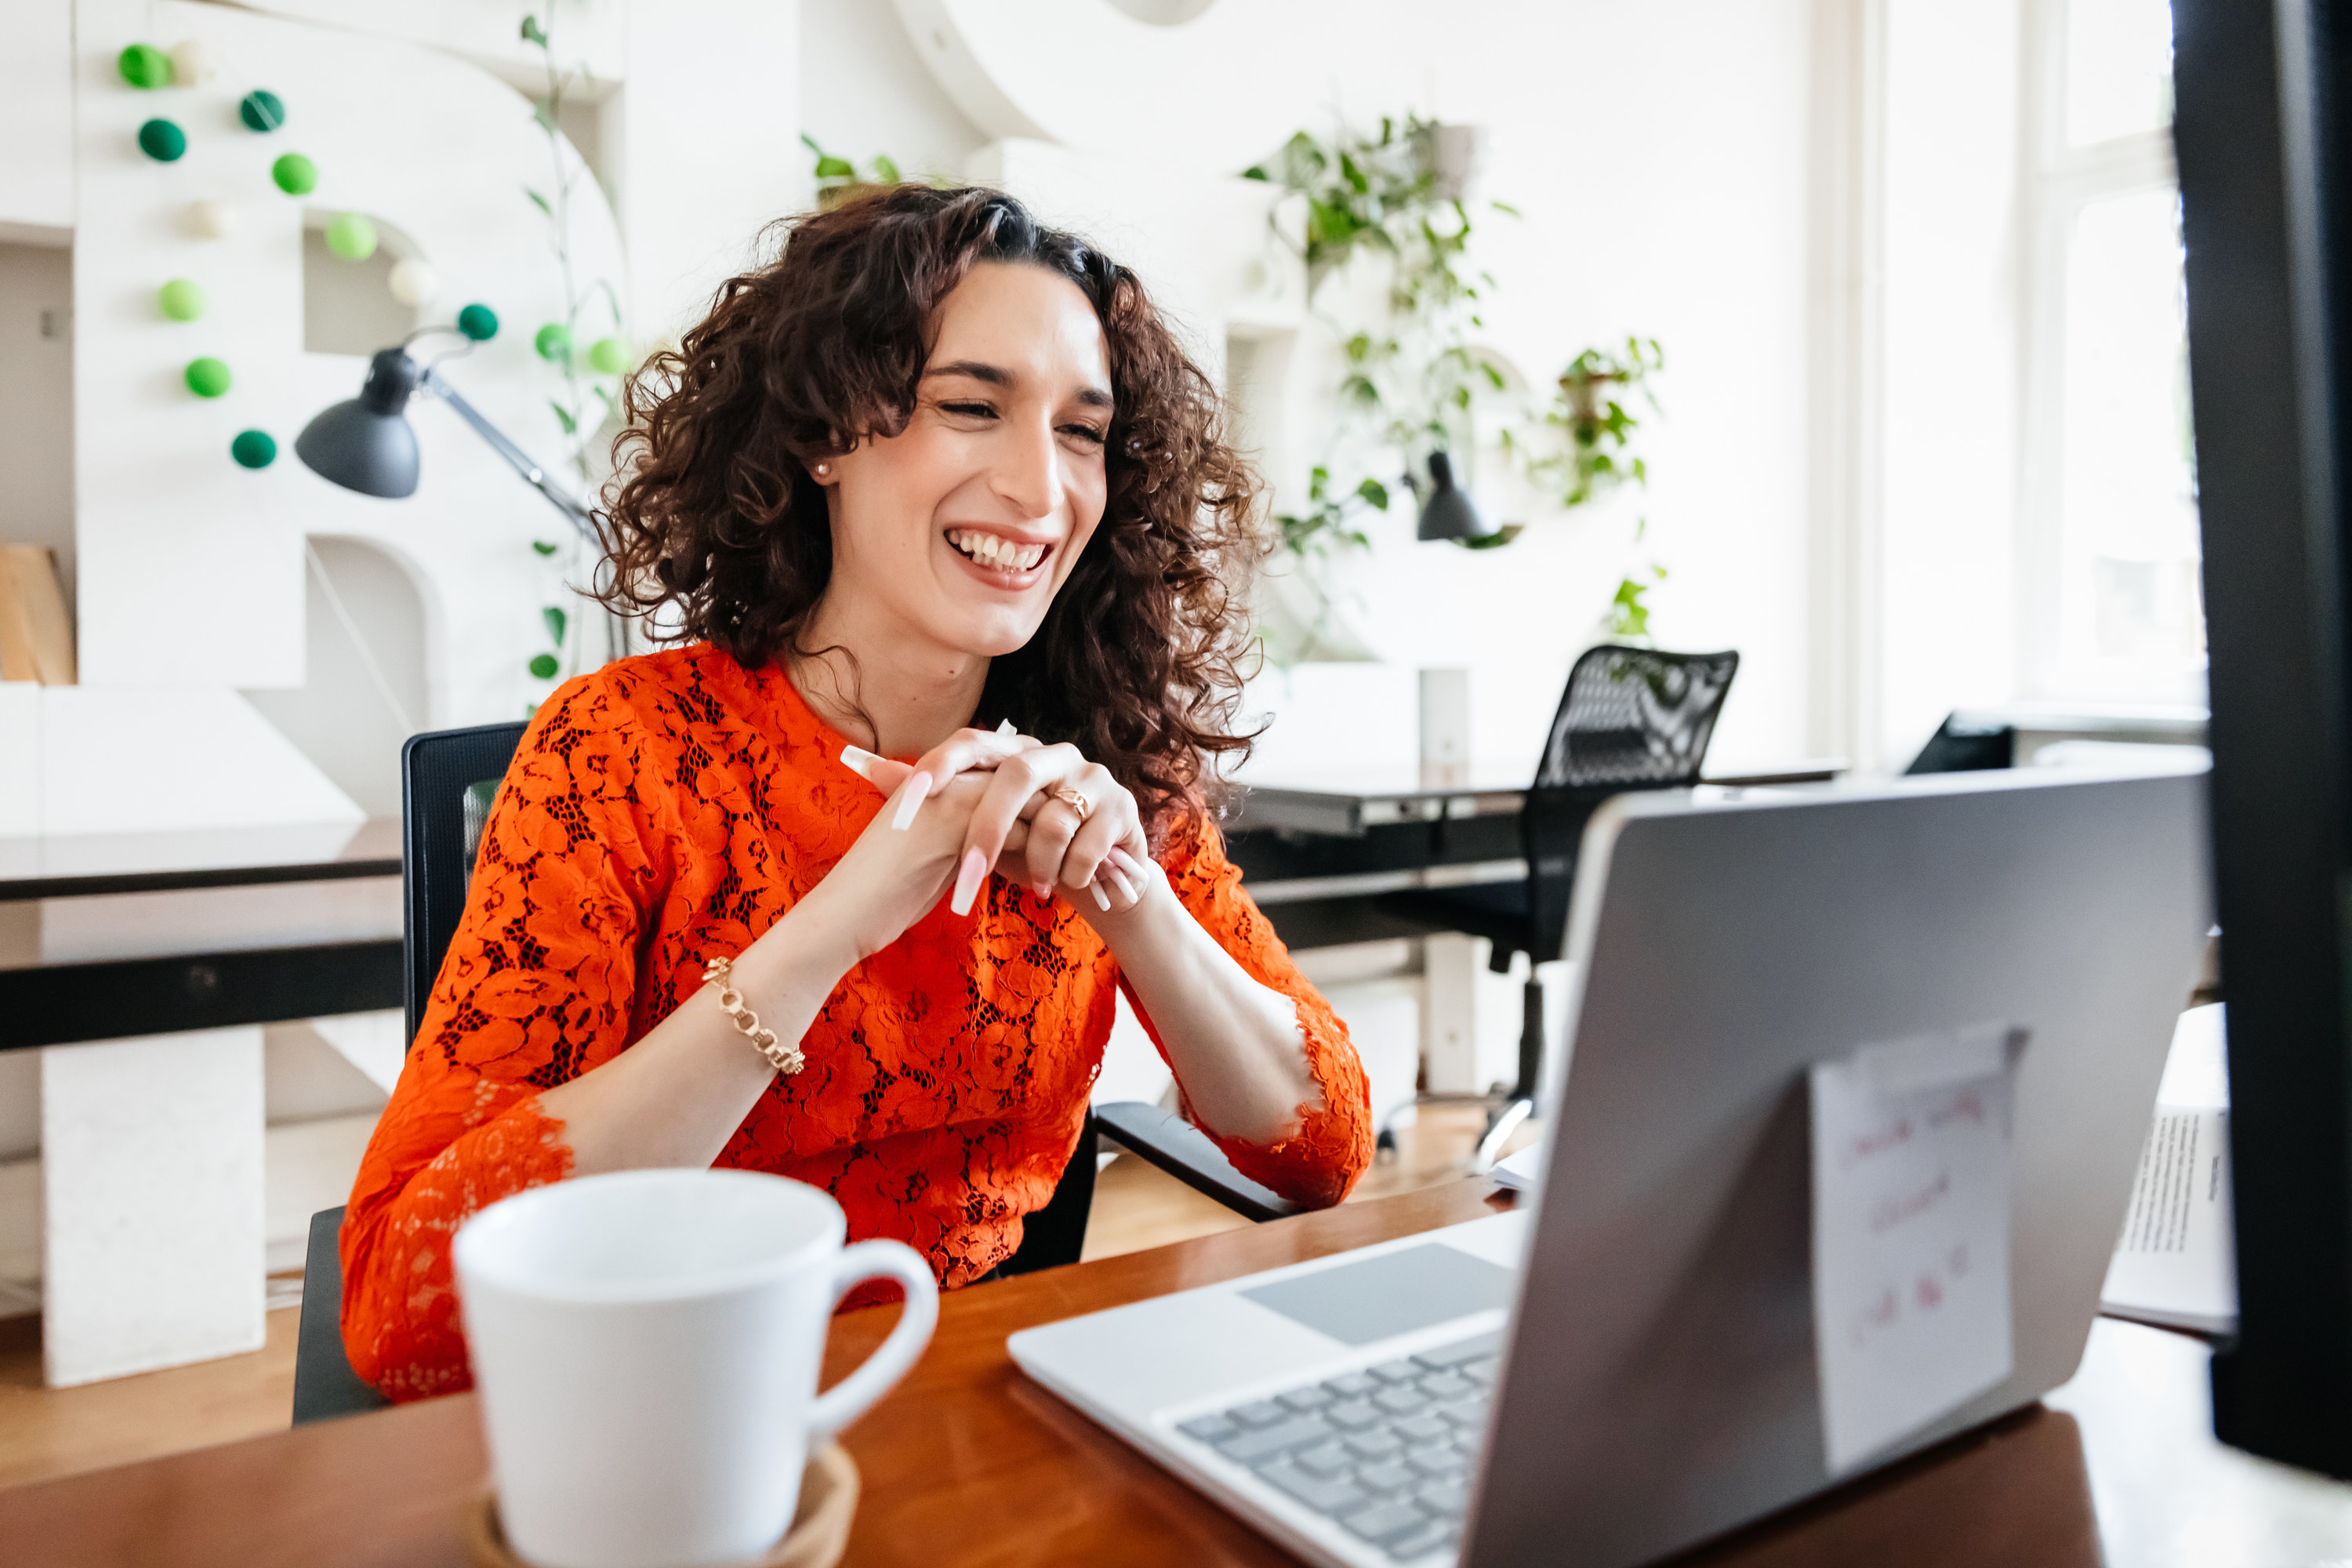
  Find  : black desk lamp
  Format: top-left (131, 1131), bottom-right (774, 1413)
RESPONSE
top-left (1414, 451), bottom-right (1488, 543)
top-left (296, 331), bottom-right (595, 539)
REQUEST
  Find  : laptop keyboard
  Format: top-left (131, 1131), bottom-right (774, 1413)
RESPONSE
top-left (1172, 1330), bottom-right (1501, 1562)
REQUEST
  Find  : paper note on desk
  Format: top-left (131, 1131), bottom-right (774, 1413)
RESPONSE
top-left (2100, 1003), bottom-right (2236, 1337)
top-left (1810, 1023), bottom-right (2018, 1475)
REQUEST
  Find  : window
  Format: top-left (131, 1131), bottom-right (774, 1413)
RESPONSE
top-left (2022, 0), bottom-right (2201, 703)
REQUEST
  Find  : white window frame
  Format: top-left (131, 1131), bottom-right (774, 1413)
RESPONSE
top-left (2016, 0), bottom-right (2197, 706)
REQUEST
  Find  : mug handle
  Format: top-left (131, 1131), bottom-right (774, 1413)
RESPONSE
top-left (806, 1240), bottom-right (940, 1438)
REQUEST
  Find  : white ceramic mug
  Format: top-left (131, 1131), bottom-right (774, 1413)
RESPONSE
top-left (452, 1168), bottom-right (938, 1568)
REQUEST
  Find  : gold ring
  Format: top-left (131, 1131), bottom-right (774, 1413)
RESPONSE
top-left (1049, 785), bottom-right (1091, 823)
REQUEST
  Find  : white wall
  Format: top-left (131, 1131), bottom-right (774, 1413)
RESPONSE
top-left (882, 0), bottom-right (1821, 774)
top-left (803, 0), bottom-right (985, 187)
top-left (613, 0), bottom-right (804, 344)
top-left (1876, 0), bottom-right (2028, 768)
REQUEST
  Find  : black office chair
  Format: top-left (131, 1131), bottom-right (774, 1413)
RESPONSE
top-left (293, 720), bottom-right (1285, 1424)
top-left (1379, 645), bottom-right (1740, 1170)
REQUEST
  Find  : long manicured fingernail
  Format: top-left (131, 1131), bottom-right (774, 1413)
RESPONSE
top-left (996, 717), bottom-right (1016, 735)
top-left (891, 771), bottom-right (932, 831)
top-left (1109, 847), bottom-right (1146, 880)
top-left (1107, 865), bottom-right (1138, 902)
top-left (950, 846), bottom-right (989, 915)
top-left (840, 744), bottom-right (885, 784)
top-left (1089, 880), bottom-right (1112, 911)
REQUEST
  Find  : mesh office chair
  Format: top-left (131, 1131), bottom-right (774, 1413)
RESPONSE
top-left (1380, 645), bottom-right (1740, 1171)
top-left (293, 720), bottom-right (1287, 1424)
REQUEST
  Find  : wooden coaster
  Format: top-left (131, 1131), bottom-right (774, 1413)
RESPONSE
top-left (462, 1442), bottom-right (859, 1568)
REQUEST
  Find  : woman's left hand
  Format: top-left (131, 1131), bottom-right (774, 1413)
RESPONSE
top-left (955, 742), bottom-right (1154, 919)
top-left (839, 734), bottom-right (1155, 919)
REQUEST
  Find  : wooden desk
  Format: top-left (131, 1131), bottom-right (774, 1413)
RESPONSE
top-left (14, 1177), bottom-right (2342, 1568)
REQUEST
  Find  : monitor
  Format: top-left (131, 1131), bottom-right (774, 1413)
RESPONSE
top-left (2175, 0), bottom-right (2352, 1477)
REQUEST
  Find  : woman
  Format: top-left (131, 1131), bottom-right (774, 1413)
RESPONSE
top-left (340, 186), bottom-right (1373, 1398)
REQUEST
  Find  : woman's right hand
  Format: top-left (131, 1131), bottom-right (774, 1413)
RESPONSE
top-left (790, 765), bottom-right (1027, 965)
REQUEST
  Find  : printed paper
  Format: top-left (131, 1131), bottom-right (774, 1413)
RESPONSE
top-left (1810, 1023), bottom-right (2019, 1474)
top-left (2100, 1007), bottom-right (2236, 1335)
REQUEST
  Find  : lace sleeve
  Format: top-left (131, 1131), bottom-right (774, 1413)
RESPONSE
top-left (337, 673), bottom-right (662, 1398)
top-left (1117, 811), bottom-right (1374, 1208)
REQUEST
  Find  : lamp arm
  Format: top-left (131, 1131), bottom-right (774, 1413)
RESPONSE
top-left (417, 368), bottom-right (597, 542)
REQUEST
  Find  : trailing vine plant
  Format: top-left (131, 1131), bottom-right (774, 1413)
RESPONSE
top-left (518, 9), bottom-right (629, 696)
top-left (1507, 337), bottom-right (1668, 637)
top-left (1246, 115), bottom-right (1670, 641)
top-left (1244, 115), bottom-right (1511, 568)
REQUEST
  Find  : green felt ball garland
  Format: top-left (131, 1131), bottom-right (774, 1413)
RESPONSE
top-left (119, 37), bottom-right (490, 477)
top-left (116, 34), bottom-right (545, 525)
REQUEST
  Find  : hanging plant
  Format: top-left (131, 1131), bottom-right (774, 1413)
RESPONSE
top-left (1247, 115), bottom-right (1674, 641)
top-left (517, 10), bottom-right (627, 702)
top-left (1245, 115), bottom-right (1512, 564)
top-left (1504, 337), bottom-right (1668, 639)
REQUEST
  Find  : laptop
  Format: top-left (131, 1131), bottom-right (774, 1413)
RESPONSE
top-left (1008, 763), bottom-right (2213, 1567)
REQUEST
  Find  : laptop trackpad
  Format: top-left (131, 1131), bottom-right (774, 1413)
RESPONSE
top-left (1240, 1243), bottom-right (1516, 1346)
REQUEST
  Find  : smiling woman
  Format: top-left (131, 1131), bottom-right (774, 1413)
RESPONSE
top-left (335, 187), bottom-right (1374, 1400)
top-left (596, 187), bottom-right (1258, 829)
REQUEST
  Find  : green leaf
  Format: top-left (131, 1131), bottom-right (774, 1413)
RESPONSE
top-left (800, 132), bottom-right (824, 154)
top-left (814, 154), bottom-right (855, 180)
top-left (520, 14), bottom-right (547, 45)
top-left (870, 154), bottom-right (902, 184)
top-left (532, 540), bottom-right (560, 557)
top-left (550, 400), bottom-right (577, 436)
top-left (1490, 200), bottom-right (1523, 217)
top-left (1242, 165), bottom-right (1269, 181)
top-left (1356, 477), bottom-right (1391, 510)
top-left (524, 187), bottom-right (551, 216)
top-left (532, 100), bottom-right (557, 134)
top-left (543, 605), bottom-right (568, 645)
top-left (528, 652), bottom-right (560, 681)
top-left (1482, 361), bottom-right (1506, 390)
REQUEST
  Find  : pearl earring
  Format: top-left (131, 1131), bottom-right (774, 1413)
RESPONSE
top-left (814, 462), bottom-right (829, 477)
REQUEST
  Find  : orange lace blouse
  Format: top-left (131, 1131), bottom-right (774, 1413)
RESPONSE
top-left (339, 643), bottom-right (1371, 1399)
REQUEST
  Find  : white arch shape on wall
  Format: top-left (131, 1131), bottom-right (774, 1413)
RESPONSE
top-left (893, 0), bottom-right (1428, 175)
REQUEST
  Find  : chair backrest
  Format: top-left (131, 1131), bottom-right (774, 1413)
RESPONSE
top-left (1523, 646), bottom-right (1740, 960)
top-left (1533, 644), bottom-right (1742, 791)
top-left (401, 721), bottom-right (529, 1047)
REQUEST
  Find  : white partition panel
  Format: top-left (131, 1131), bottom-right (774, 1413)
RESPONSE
top-left (41, 1029), bottom-right (267, 1386)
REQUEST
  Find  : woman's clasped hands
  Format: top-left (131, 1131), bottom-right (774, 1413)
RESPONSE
top-left (834, 724), bottom-right (1156, 938)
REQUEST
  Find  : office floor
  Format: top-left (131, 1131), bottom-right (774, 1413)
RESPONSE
top-left (0, 1101), bottom-right (1528, 1493)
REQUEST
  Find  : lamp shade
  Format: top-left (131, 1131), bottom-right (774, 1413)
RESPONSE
top-left (1415, 450), bottom-right (1489, 542)
top-left (297, 348), bottom-right (424, 499)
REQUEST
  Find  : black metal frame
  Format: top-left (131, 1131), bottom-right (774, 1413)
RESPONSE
top-left (0, 941), bottom-right (401, 1051)
top-left (2176, 0), bottom-right (2352, 1478)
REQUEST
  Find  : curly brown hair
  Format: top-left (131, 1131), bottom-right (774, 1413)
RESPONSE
top-left (596, 184), bottom-right (1263, 837)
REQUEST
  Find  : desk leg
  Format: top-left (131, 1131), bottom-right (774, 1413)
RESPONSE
top-left (1424, 935), bottom-right (1482, 1094)
top-left (40, 1029), bottom-right (266, 1386)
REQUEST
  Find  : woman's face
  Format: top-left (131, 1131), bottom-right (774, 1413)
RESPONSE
top-left (815, 261), bottom-right (1113, 661)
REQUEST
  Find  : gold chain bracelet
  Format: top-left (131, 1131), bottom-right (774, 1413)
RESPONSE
top-left (702, 955), bottom-right (806, 1076)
